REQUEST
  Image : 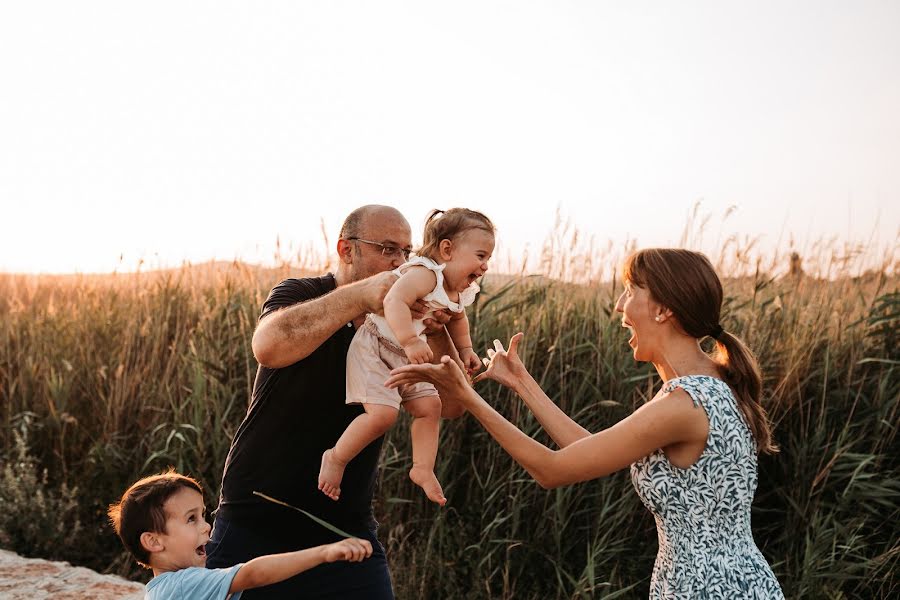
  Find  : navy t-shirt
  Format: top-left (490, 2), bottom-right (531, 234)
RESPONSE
top-left (216, 274), bottom-right (383, 544)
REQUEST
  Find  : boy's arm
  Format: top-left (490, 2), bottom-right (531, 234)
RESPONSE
top-left (229, 539), bottom-right (372, 592)
top-left (382, 267), bottom-right (437, 345)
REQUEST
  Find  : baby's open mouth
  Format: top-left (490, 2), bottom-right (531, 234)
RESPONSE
top-left (196, 545), bottom-right (206, 557)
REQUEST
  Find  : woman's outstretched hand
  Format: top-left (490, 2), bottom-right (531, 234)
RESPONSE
top-left (385, 355), bottom-right (473, 401)
top-left (385, 333), bottom-right (528, 409)
top-left (472, 333), bottom-right (526, 388)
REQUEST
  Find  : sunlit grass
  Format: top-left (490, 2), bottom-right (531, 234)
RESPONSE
top-left (0, 223), bottom-right (897, 598)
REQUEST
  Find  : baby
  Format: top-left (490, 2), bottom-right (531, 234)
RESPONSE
top-left (319, 208), bottom-right (495, 505)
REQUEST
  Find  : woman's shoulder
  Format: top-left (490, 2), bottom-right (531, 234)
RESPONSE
top-left (661, 375), bottom-right (732, 407)
top-left (663, 374), bottom-right (728, 391)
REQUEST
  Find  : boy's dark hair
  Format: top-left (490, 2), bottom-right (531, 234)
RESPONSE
top-left (107, 468), bottom-right (203, 568)
top-left (416, 208), bottom-right (495, 261)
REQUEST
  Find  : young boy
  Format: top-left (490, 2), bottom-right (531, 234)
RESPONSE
top-left (108, 469), bottom-right (372, 599)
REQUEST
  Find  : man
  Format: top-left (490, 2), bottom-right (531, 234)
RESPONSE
top-left (206, 205), bottom-right (465, 599)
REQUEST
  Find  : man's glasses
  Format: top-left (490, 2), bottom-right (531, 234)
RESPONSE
top-left (345, 237), bottom-right (412, 261)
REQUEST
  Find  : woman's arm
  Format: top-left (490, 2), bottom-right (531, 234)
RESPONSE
top-left (507, 366), bottom-right (591, 448)
top-left (475, 334), bottom-right (589, 448)
top-left (386, 356), bottom-right (708, 488)
top-left (521, 387), bottom-right (706, 487)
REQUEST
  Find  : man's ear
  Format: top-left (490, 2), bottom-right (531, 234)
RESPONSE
top-left (438, 239), bottom-right (453, 261)
top-left (337, 239), bottom-right (354, 264)
top-left (140, 532), bottom-right (164, 555)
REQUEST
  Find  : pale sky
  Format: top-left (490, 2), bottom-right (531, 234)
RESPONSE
top-left (1, 1), bottom-right (897, 275)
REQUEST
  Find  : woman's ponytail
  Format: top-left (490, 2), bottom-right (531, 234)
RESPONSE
top-left (714, 330), bottom-right (778, 454)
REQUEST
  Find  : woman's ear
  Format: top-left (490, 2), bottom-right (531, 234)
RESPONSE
top-left (439, 239), bottom-right (453, 261)
top-left (653, 305), bottom-right (674, 324)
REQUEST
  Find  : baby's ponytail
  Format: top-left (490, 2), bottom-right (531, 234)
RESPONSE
top-left (416, 208), bottom-right (495, 261)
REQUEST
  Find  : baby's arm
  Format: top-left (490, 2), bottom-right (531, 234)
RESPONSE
top-left (446, 311), bottom-right (481, 374)
top-left (383, 267), bottom-right (438, 364)
top-left (229, 538), bottom-right (373, 593)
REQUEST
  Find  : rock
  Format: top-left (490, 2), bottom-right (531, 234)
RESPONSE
top-left (0, 549), bottom-right (144, 599)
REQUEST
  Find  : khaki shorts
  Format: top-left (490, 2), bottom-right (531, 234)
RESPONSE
top-left (346, 319), bottom-right (439, 410)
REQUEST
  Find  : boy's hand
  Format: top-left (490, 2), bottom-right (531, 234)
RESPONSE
top-left (324, 538), bottom-right (373, 563)
top-left (403, 338), bottom-right (434, 364)
top-left (459, 347), bottom-right (482, 375)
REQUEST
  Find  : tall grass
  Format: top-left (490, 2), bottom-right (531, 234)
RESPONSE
top-left (0, 235), bottom-right (897, 598)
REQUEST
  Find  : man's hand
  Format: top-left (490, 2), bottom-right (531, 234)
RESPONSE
top-left (419, 307), bottom-right (452, 336)
top-left (459, 347), bottom-right (482, 376)
top-left (403, 338), bottom-right (434, 364)
top-left (360, 272), bottom-right (399, 315)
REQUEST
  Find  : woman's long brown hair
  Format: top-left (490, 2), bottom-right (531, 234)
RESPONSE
top-left (623, 248), bottom-right (778, 454)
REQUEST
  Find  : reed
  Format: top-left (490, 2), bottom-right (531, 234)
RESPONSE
top-left (0, 233), bottom-right (896, 598)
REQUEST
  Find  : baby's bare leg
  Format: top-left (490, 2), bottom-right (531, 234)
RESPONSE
top-left (404, 395), bottom-right (446, 506)
top-left (319, 403), bottom-right (398, 501)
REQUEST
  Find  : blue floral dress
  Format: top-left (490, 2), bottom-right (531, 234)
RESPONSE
top-left (630, 375), bottom-right (784, 599)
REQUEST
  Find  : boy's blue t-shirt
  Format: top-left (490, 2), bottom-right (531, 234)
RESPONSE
top-left (145, 564), bottom-right (244, 600)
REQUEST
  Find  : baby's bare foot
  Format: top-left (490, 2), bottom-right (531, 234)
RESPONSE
top-left (409, 465), bottom-right (447, 506)
top-left (318, 449), bottom-right (346, 501)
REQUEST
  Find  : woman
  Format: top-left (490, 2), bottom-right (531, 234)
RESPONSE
top-left (385, 248), bottom-right (784, 599)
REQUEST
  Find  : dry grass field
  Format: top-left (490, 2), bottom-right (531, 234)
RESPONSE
top-left (1, 234), bottom-right (897, 598)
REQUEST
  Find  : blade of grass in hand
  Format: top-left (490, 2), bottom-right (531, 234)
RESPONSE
top-left (252, 491), bottom-right (353, 539)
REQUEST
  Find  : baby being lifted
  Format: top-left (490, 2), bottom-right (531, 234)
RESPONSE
top-left (319, 208), bottom-right (495, 505)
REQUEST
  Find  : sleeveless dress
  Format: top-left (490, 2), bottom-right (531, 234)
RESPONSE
top-left (630, 375), bottom-right (784, 599)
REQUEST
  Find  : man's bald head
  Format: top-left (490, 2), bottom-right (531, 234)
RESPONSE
top-left (339, 205), bottom-right (407, 241)
top-left (335, 205), bottom-right (412, 285)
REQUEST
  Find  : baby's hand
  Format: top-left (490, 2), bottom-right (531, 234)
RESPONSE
top-left (403, 338), bottom-right (434, 364)
top-left (459, 347), bottom-right (482, 375)
top-left (323, 538), bottom-right (373, 563)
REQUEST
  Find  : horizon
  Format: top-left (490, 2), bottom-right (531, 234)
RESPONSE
top-left (2, 225), bottom-right (892, 282)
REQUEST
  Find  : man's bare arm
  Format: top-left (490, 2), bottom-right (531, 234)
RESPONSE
top-left (252, 273), bottom-right (395, 368)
